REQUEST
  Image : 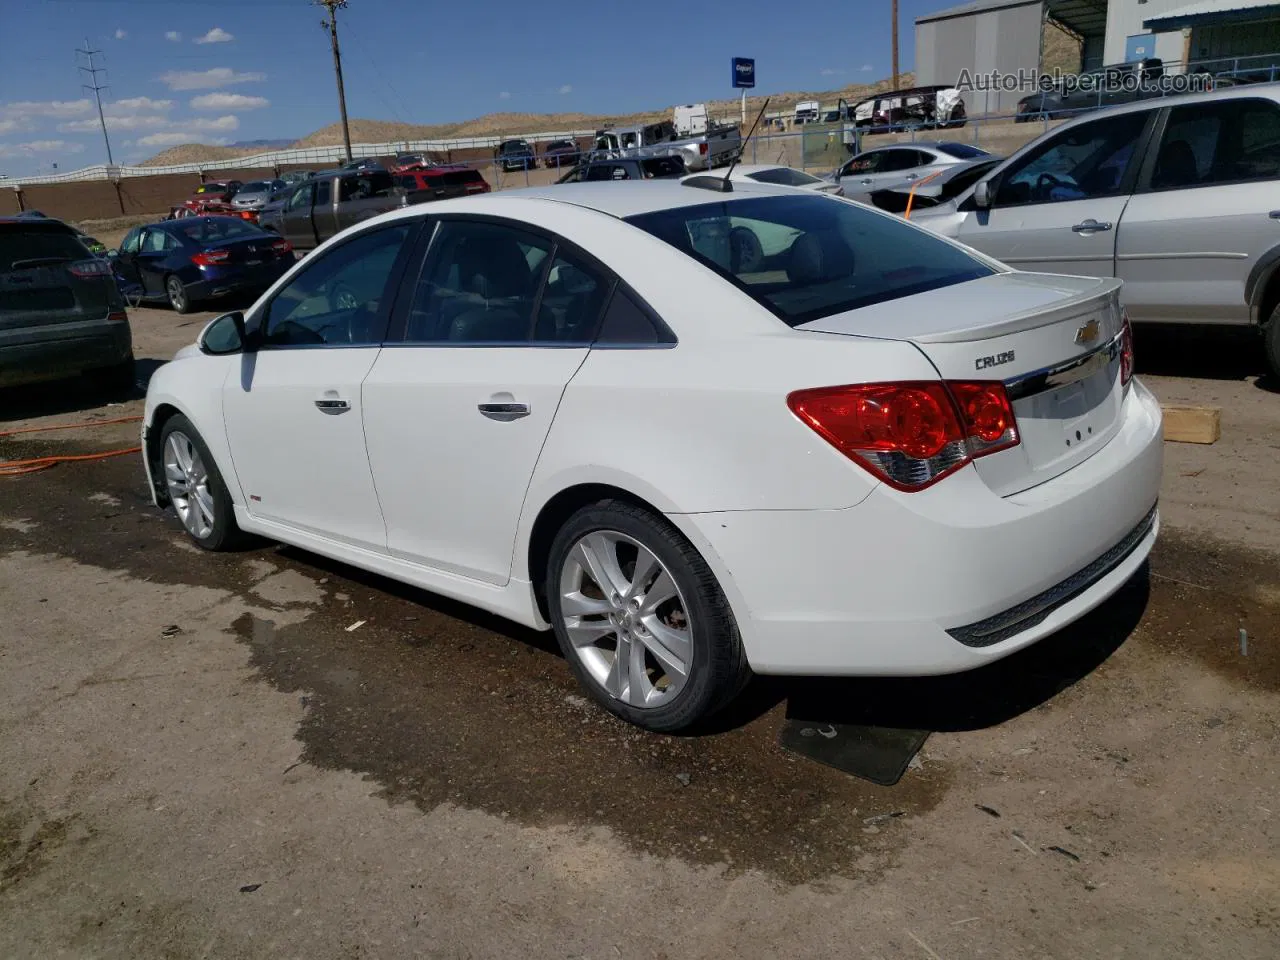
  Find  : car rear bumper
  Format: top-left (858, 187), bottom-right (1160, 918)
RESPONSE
top-left (187, 261), bottom-right (292, 300)
top-left (0, 318), bottom-right (132, 387)
top-left (672, 378), bottom-right (1164, 676)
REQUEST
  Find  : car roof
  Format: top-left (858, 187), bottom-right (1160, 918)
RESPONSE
top-left (1050, 80), bottom-right (1280, 125)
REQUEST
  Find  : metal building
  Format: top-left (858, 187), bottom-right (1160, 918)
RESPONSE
top-left (915, 0), bottom-right (1046, 115)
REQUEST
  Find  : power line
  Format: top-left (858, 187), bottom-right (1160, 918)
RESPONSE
top-left (76, 37), bottom-right (114, 166)
top-left (315, 0), bottom-right (353, 163)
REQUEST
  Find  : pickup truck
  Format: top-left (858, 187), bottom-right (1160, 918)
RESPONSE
top-left (258, 168), bottom-right (408, 252)
top-left (590, 117), bottom-right (740, 172)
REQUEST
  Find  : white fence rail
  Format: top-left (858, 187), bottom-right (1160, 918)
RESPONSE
top-left (5, 129), bottom-right (600, 186)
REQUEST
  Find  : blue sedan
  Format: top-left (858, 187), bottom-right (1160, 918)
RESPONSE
top-left (111, 217), bottom-right (295, 314)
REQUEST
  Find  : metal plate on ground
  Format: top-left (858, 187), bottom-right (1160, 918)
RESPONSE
top-left (779, 719), bottom-right (929, 786)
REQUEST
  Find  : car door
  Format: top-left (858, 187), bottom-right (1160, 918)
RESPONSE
top-left (953, 109), bottom-right (1156, 277)
top-left (136, 228), bottom-right (173, 297)
top-left (112, 228), bottom-right (145, 293)
top-left (221, 221), bottom-right (418, 552)
top-left (361, 217), bottom-right (610, 585)
top-left (841, 148), bottom-right (927, 190)
top-left (280, 182), bottom-right (317, 249)
top-left (1117, 97), bottom-right (1280, 324)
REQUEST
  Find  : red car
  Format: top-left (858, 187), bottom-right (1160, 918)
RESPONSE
top-left (169, 197), bottom-right (259, 223)
top-left (394, 166), bottom-right (491, 200)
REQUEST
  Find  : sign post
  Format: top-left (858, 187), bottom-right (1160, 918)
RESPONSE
top-left (732, 57), bottom-right (755, 127)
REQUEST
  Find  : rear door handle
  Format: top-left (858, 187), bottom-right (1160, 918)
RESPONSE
top-left (478, 402), bottom-right (529, 421)
top-left (1072, 219), bottom-right (1113, 233)
top-left (314, 398), bottom-right (350, 412)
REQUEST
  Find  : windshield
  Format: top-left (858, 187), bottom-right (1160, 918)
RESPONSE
top-left (240, 181), bottom-right (272, 192)
top-left (745, 167), bottom-right (822, 187)
top-left (936, 143), bottom-right (989, 160)
top-left (625, 194), bottom-right (993, 327)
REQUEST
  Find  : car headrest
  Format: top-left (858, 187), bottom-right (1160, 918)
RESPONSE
top-left (786, 231), bottom-right (856, 285)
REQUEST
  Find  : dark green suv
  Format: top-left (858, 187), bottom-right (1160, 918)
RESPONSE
top-left (0, 217), bottom-right (133, 389)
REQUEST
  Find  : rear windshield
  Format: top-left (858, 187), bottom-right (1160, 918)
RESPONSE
top-left (0, 226), bottom-right (88, 272)
top-left (625, 194), bottom-right (994, 327)
top-left (745, 167), bottom-right (822, 187)
top-left (936, 142), bottom-right (989, 159)
top-left (240, 181), bottom-right (273, 192)
top-left (172, 219), bottom-right (263, 244)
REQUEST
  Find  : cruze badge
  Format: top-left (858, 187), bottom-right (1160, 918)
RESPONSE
top-left (975, 350), bottom-right (1016, 371)
top-left (1075, 319), bottom-right (1101, 344)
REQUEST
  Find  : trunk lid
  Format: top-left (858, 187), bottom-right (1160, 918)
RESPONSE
top-left (211, 235), bottom-right (288, 265)
top-left (796, 271), bottom-right (1126, 496)
top-left (0, 225), bottom-right (114, 333)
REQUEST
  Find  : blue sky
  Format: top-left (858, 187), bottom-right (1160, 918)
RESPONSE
top-left (1, 0), bottom-right (939, 176)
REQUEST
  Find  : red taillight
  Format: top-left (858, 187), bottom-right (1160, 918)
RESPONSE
top-left (69, 259), bottom-right (112, 278)
top-left (699, 142), bottom-right (708, 155)
top-left (107, 310), bottom-right (128, 323)
top-left (787, 381), bottom-right (1020, 491)
top-left (191, 249), bottom-right (230, 267)
top-left (271, 238), bottom-right (292, 256)
top-left (1120, 312), bottom-right (1134, 386)
top-left (239, 210), bottom-right (258, 222)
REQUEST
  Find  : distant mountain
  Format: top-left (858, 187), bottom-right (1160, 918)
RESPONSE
top-left (227, 139), bottom-right (294, 149)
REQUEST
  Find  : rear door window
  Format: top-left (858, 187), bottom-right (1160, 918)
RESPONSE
top-left (1149, 98), bottom-right (1280, 190)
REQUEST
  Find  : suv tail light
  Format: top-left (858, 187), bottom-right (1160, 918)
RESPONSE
top-left (787, 381), bottom-right (1020, 491)
top-left (1120, 311), bottom-right (1135, 387)
top-left (68, 258), bottom-right (112, 278)
top-left (192, 248), bottom-right (230, 267)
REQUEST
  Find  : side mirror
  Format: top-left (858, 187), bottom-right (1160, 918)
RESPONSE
top-left (974, 179), bottom-right (992, 209)
top-left (198, 311), bottom-right (249, 356)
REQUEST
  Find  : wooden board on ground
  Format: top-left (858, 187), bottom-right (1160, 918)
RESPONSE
top-left (1162, 405), bottom-right (1221, 444)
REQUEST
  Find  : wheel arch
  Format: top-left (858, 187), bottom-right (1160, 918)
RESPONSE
top-left (1245, 244), bottom-right (1280, 326)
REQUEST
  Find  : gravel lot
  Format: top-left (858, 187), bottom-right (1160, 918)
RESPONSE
top-left (1, 304), bottom-right (1277, 959)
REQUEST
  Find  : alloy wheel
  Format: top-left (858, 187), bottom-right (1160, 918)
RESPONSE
top-left (163, 431), bottom-right (215, 540)
top-left (558, 530), bottom-right (692, 709)
top-left (167, 277), bottom-right (187, 312)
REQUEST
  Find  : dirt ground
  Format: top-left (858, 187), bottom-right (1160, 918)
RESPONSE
top-left (1, 306), bottom-right (1277, 959)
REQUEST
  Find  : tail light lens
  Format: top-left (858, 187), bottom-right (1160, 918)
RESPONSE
top-left (191, 248), bottom-right (230, 267)
top-left (787, 381), bottom-right (1020, 491)
top-left (107, 310), bottom-right (128, 323)
top-left (69, 259), bottom-right (112, 278)
top-left (271, 238), bottom-right (292, 256)
top-left (1120, 312), bottom-right (1134, 387)
top-left (699, 142), bottom-right (708, 155)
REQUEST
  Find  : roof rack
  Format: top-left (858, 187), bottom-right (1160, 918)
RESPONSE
top-left (682, 175), bottom-right (732, 193)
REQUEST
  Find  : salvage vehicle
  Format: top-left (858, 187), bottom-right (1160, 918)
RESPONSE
top-left (192, 180), bottom-right (243, 203)
top-left (828, 141), bottom-right (992, 193)
top-left (852, 85), bottom-right (966, 132)
top-left (259, 168), bottom-right (408, 252)
top-left (541, 139), bottom-right (582, 170)
top-left (591, 115), bottom-right (741, 171)
top-left (140, 178), bottom-right (1162, 733)
top-left (496, 139), bottom-right (536, 172)
top-left (111, 216), bottom-right (294, 314)
top-left (855, 156), bottom-right (1004, 213)
top-left (232, 179), bottom-right (290, 212)
top-left (1, 216), bottom-right (133, 388)
top-left (908, 84), bottom-right (1280, 376)
top-left (556, 155), bottom-right (688, 182)
top-left (1016, 58), bottom-right (1166, 122)
top-left (394, 166), bottom-right (491, 201)
top-left (698, 164), bottom-right (844, 196)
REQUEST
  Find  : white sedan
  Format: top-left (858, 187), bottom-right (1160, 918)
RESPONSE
top-left (142, 180), bottom-right (1163, 732)
top-left (690, 163), bottom-right (845, 196)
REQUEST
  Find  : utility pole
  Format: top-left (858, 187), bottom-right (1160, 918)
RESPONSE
top-left (891, 0), bottom-right (899, 89)
top-left (315, 0), bottom-right (353, 164)
top-left (76, 38), bottom-right (114, 166)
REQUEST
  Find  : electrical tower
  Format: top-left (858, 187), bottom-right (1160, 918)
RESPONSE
top-left (315, 0), bottom-right (353, 164)
top-left (76, 38), bottom-right (115, 166)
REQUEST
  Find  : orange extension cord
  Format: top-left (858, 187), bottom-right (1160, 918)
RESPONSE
top-left (0, 415), bottom-right (143, 477)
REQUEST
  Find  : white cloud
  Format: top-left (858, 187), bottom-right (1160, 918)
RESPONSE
top-left (860, 64), bottom-right (874, 72)
top-left (499, 91), bottom-right (511, 100)
top-left (136, 132), bottom-right (230, 148)
top-left (821, 68), bottom-right (844, 77)
top-left (0, 139), bottom-right (86, 157)
top-left (195, 27), bottom-right (234, 44)
top-left (165, 31), bottom-right (182, 42)
top-left (158, 68), bottom-right (266, 91)
top-left (0, 118), bottom-right (24, 134)
top-left (1, 99), bottom-right (93, 120)
top-left (558, 84), bottom-right (572, 94)
top-left (189, 92), bottom-right (269, 111)
top-left (61, 112), bottom-right (240, 136)
top-left (114, 28), bottom-right (127, 40)
top-left (106, 97), bottom-right (173, 115)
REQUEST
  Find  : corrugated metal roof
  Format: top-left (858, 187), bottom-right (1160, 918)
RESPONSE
top-left (1144, 0), bottom-right (1280, 31)
top-left (915, 0), bottom-right (1041, 25)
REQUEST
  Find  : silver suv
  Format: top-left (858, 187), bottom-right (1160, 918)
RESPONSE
top-left (909, 84), bottom-right (1280, 375)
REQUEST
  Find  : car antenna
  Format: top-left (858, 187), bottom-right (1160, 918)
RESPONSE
top-left (683, 96), bottom-right (770, 194)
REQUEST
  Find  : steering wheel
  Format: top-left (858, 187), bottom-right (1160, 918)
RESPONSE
top-left (1035, 171), bottom-right (1066, 201)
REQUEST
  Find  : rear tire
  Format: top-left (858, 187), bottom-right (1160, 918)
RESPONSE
top-left (166, 274), bottom-right (193, 314)
top-left (545, 500), bottom-right (750, 733)
top-left (158, 414), bottom-right (246, 551)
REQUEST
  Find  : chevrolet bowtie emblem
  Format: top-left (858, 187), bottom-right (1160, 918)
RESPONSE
top-left (1075, 318), bottom-right (1101, 344)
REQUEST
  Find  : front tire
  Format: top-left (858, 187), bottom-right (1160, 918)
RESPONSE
top-left (545, 500), bottom-right (750, 733)
top-left (158, 415), bottom-right (244, 551)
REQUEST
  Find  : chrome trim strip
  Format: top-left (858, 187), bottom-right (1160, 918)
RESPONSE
top-left (1003, 329), bottom-right (1123, 402)
top-left (946, 504), bottom-right (1157, 649)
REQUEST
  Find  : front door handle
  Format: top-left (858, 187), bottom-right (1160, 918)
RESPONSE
top-left (314, 398), bottom-right (350, 412)
top-left (478, 402), bottom-right (529, 421)
top-left (1072, 219), bottom-right (1113, 233)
